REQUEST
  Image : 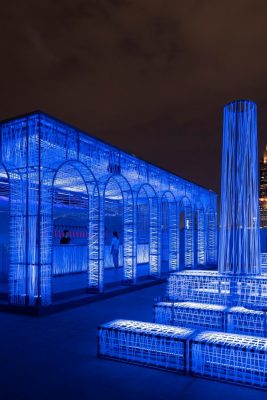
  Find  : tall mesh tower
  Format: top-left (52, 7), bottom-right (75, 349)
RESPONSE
top-left (218, 100), bottom-right (261, 274)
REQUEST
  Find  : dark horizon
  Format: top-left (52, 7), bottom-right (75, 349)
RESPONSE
top-left (1, 1), bottom-right (267, 193)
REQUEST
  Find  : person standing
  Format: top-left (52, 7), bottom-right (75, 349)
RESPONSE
top-left (60, 229), bottom-right (71, 244)
top-left (111, 231), bottom-right (119, 268)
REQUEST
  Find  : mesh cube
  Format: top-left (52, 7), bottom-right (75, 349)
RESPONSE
top-left (227, 307), bottom-right (266, 337)
top-left (191, 331), bottom-right (267, 388)
top-left (98, 319), bottom-right (194, 372)
top-left (154, 302), bottom-right (227, 331)
top-left (234, 276), bottom-right (267, 308)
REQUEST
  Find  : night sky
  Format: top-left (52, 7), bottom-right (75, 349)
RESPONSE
top-left (1, 1), bottom-right (267, 193)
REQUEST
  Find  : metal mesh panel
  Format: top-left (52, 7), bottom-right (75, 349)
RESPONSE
top-left (227, 307), bottom-right (266, 337)
top-left (168, 271), bottom-right (231, 305)
top-left (191, 331), bottom-right (267, 388)
top-left (154, 302), bottom-right (226, 331)
top-left (161, 192), bottom-right (178, 273)
top-left (167, 271), bottom-right (267, 308)
top-left (136, 185), bottom-right (160, 277)
top-left (179, 197), bottom-right (194, 268)
top-left (98, 319), bottom-right (193, 372)
top-left (206, 208), bottom-right (217, 265)
top-left (195, 207), bottom-right (205, 265)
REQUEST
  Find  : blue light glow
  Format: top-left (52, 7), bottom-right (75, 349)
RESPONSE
top-left (97, 100), bottom-right (267, 391)
top-left (191, 331), bottom-right (267, 388)
top-left (98, 319), bottom-right (267, 389)
top-left (219, 100), bottom-right (260, 274)
top-left (0, 111), bottom-right (217, 306)
top-left (98, 319), bottom-right (194, 372)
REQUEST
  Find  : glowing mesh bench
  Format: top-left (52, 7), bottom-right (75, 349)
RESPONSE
top-left (154, 302), bottom-right (227, 331)
top-left (97, 319), bottom-right (194, 372)
top-left (191, 331), bottom-right (267, 389)
top-left (227, 307), bottom-right (266, 337)
top-left (167, 271), bottom-right (231, 305)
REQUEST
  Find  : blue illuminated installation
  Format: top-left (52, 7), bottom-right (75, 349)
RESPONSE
top-left (98, 319), bottom-right (194, 372)
top-left (98, 100), bottom-right (267, 390)
top-left (98, 319), bottom-right (267, 389)
top-left (219, 100), bottom-right (260, 274)
top-left (0, 111), bottom-right (216, 307)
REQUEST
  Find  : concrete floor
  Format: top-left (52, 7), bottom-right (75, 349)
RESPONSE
top-left (0, 283), bottom-right (266, 400)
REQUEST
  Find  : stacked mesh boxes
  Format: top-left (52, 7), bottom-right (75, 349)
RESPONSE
top-left (154, 302), bottom-right (227, 332)
top-left (98, 319), bottom-right (194, 372)
top-left (191, 331), bottom-right (267, 389)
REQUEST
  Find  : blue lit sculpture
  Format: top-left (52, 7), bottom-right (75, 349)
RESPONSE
top-left (0, 111), bottom-right (217, 308)
top-left (97, 100), bottom-right (267, 391)
top-left (219, 100), bottom-right (260, 274)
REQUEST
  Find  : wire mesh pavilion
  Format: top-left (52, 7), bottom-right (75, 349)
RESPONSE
top-left (0, 111), bottom-right (217, 309)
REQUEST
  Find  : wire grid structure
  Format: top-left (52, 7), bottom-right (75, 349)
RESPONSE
top-left (167, 271), bottom-right (231, 305)
top-left (154, 302), bottom-right (227, 331)
top-left (194, 203), bottom-right (206, 266)
top-left (167, 270), bottom-right (267, 308)
top-left (227, 307), bottom-right (266, 337)
top-left (0, 111), bottom-right (217, 307)
top-left (97, 319), bottom-right (194, 372)
top-left (154, 300), bottom-right (267, 337)
top-left (161, 191), bottom-right (178, 273)
top-left (206, 207), bottom-right (217, 265)
top-left (219, 100), bottom-right (261, 274)
top-left (179, 197), bottom-right (194, 268)
top-left (191, 331), bottom-right (267, 388)
top-left (261, 253), bottom-right (267, 273)
top-left (135, 184), bottom-right (159, 277)
top-left (0, 163), bottom-right (9, 289)
top-left (234, 275), bottom-right (267, 307)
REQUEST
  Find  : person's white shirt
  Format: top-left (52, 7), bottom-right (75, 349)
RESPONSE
top-left (111, 237), bottom-right (120, 251)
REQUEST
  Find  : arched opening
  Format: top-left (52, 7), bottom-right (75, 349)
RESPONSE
top-left (179, 197), bottom-right (193, 268)
top-left (161, 192), bottom-right (178, 275)
top-left (136, 185), bottom-right (159, 281)
top-left (194, 204), bottom-right (205, 266)
top-left (206, 207), bottom-right (217, 265)
top-left (103, 176), bottom-right (134, 288)
top-left (52, 163), bottom-right (90, 299)
top-left (0, 164), bottom-right (9, 298)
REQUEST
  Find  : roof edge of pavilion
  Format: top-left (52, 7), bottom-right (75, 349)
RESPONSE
top-left (0, 109), bottom-right (217, 196)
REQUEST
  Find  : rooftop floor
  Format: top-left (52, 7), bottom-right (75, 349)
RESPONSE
top-left (0, 283), bottom-right (266, 400)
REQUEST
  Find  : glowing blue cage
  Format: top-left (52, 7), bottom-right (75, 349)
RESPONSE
top-left (0, 111), bottom-right (217, 308)
top-left (97, 319), bottom-right (194, 372)
top-left (191, 331), bottom-right (267, 388)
